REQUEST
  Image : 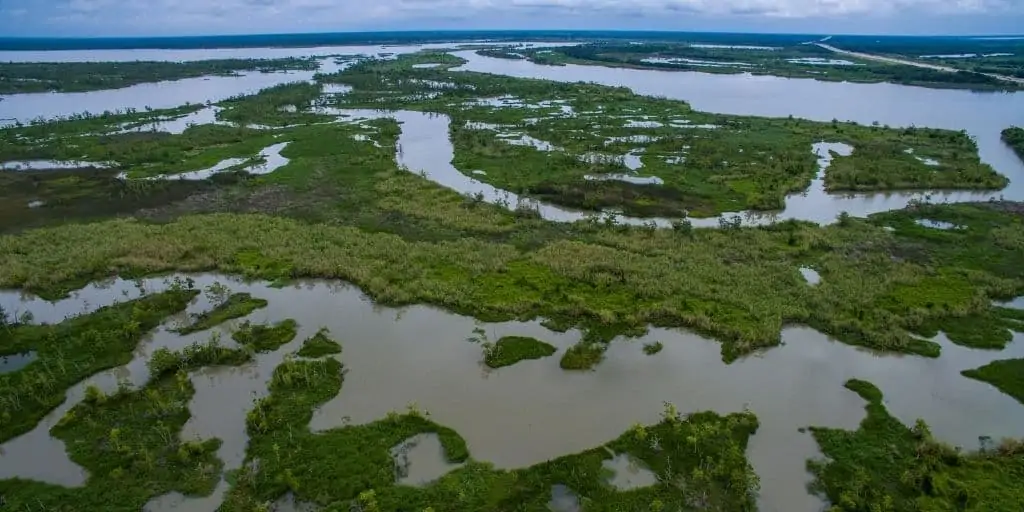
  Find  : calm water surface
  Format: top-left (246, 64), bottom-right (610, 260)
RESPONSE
top-left (1, 274), bottom-right (1022, 512)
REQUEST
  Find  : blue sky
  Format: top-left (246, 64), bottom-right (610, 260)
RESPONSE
top-left (2, 0), bottom-right (1023, 37)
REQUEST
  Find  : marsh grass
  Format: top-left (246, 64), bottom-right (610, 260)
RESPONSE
top-left (510, 43), bottom-right (1018, 91)
top-left (642, 341), bottom-right (664, 355)
top-left (2, 54), bottom-right (1023, 365)
top-left (0, 58), bottom-right (318, 94)
top-left (0, 288), bottom-right (197, 443)
top-left (483, 335), bottom-right (556, 368)
top-left (231, 319), bottom-right (298, 352)
top-left (560, 342), bottom-right (607, 370)
top-left (175, 292), bottom-right (268, 334)
top-left (808, 378), bottom-right (1024, 511)
top-left (333, 54), bottom-right (1006, 217)
top-left (1, 200), bottom-right (1022, 364)
top-left (1003, 126), bottom-right (1024, 162)
top-left (296, 328), bottom-right (342, 358)
top-left (962, 358), bottom-right (1024, 406)
top-left (0, 340), bottom-right (252, 510)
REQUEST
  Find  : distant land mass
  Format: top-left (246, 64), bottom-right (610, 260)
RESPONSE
top-left (0, 30), bottom-right (1019, 52)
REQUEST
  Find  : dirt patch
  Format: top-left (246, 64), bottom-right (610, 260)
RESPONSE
top-left (977, 201), bottom-right (1024, 217)
top-left (137, 182), bottom-right (297, 221)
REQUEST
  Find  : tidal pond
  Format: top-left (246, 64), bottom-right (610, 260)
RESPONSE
top-left (3, 273), bottom-right (1021, 511)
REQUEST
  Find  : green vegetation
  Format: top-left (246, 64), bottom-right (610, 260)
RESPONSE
top-left (560, 342), bottom-right (607, 370)
top-left (333, 55), bottom-right (1005, 217)
top-left (1003, 127), bottom-right (1024, 162)
top-left (2, 46), bottom-right (1024, 510)
top-left (231, 319), bottom-right (298, 352)
top-left (1, 52), bottom-right (1022, 367)
top-left (0, 286), bottom-right (197, 443)
top-left (642, 341), bottom-right (664, 355)
top-left (0, 58), bottom-right (318, 94)
top-left (808, 378), bottom-right (1024, 511)
top-left (2, 193), bottom-right (1023, 364)
top-left (963, 358), bottom-right (1024, 406)
top-left (176, 292), bottom-right (268, 334)
top-left (217, 82), bottom-right (338, 127)
top-left (0, 340), bottom-right (252, 510)
top-left (296, 328), bottom-right (342, 358)
top-left (483, 335), bottom-right (557, 368)
top-left (222, 357), bottom-right (761, 511)
top-left (505, 43), bottom-right (1021, 91)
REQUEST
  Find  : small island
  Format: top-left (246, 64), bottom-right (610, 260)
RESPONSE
top-left (1003, 127), bottom-right (1024, 162)
top-left (297, 328), bottom-right (342, 358)
top-left (175, 292), bottom-right (268, 334)
top-left (485, 336), bottom-right (557, 368)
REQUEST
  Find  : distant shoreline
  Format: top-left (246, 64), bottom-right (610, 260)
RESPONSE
top-left (2, 30), bottom-right (1020, 52)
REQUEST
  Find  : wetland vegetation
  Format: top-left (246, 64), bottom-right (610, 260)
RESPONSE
top-left (331, 54), bottom-right (1004, 216)
top-left (175, 291), bottom-right (268, 335)
top-left (490, 43), bottom-right (1021, 91)
top-left (482, 335), bottom-right (557, 368)
top-left (231, 319), bottom-right (298, 352)
top-left (0, 287), bottom-right (197, 443)
top-left (0, 339), bottom-right (253, 510)
top-left (962, 359), bottom-right (1024, 406)
top-left (808, 379), bottom-right (1024, 511)
top-left (297, 328), bottom-right (342, 358)
top-left (1, 44), bottom-right (1023, 512)
top-left (223, 356), bottom-right (761, 511)
top-left (0, 58), bottom-right (318, 94)
top-left (1003, 127), bottom-right (1024, 162)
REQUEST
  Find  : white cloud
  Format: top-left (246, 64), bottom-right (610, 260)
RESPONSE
top-left (4, 0), bottom-right (1021, 36)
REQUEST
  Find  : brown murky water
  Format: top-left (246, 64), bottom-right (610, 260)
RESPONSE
top-left (2, 275), bottom-right (1023, 512)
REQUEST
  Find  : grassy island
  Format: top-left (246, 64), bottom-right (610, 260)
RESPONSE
top-left (484, 335), bottom-right (557, 368)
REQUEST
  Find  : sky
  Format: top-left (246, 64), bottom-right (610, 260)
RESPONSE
top-left (1, 0), bottom-right (1023, 37)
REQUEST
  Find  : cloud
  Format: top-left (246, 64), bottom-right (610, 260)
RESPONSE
top-left (2, 0), bottom-right (1023, 36)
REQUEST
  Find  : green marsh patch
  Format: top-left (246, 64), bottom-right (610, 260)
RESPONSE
top-left (231, 319), bottom-right (298, 352)
top-left (484, 335), bottom-right (557, 368)
top-left (0, 342), bottom-right (252, 510)
top-left (175, 292), bottom-right (268, 334)
top-left (297, 328), bottom-right (342, 358)
top-left (962, 358), bottom-right (1024, 406)
top-left (808, 378), bottom-right (1024, 511)
top-left (0, 289), bottom-right (197, 444)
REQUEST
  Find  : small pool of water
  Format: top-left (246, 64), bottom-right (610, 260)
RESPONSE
top-left (799, 267), bottom-right (821, 286)
top-left (390, 433), bottom-right (462, 487)
top-left (1, 160), bottom-right (113, 171)
top-left (915, 219), bottom-right (962, 230)
top-left (124, 142), bottom-right (291, 181)
top-left (0, 351), bottom-right (37, 374)
top-left (584, 174), bottom-right (663, 185)
top-left (601, 452), bottom-right (658, 490)
top-left (623, 119), bottom-right (664, 128)
top-left (641, 57), bottom-right (754, 68)
top-left (548, 484), bottom-right (581, 512)
top-left (786, 58), bottom-right (861, 66)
